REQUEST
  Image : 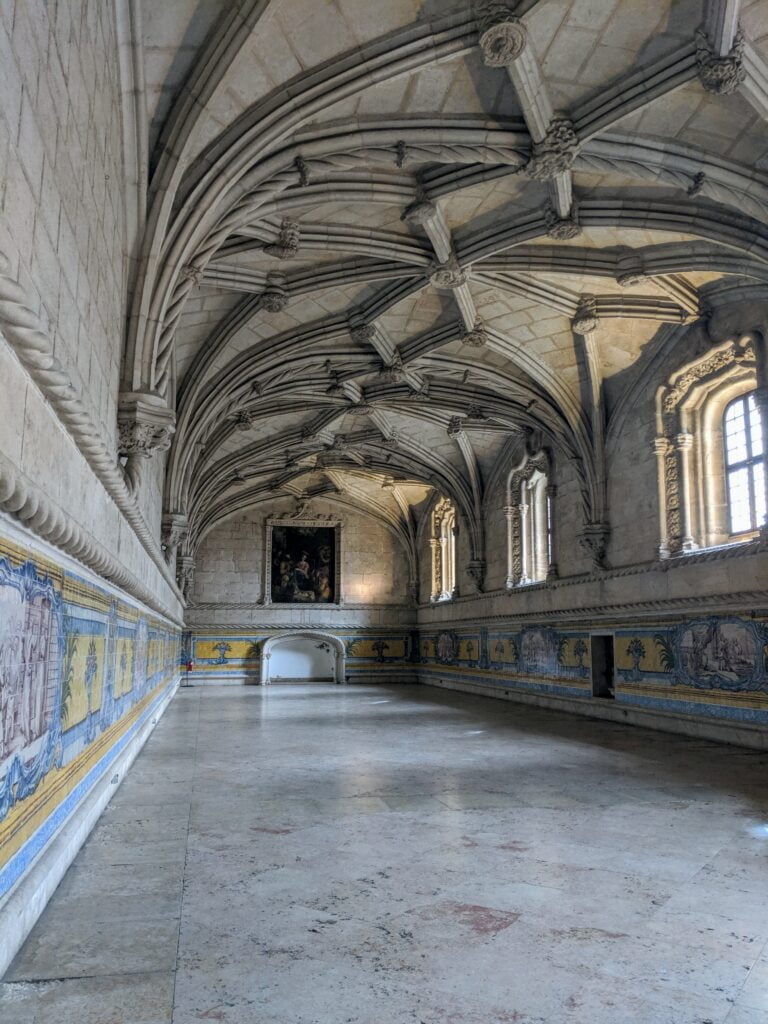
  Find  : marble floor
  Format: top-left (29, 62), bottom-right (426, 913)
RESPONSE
top-left (2, 684), bottom-right (768, 1024)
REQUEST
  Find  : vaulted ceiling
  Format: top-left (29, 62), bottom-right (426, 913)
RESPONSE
top-left (124, 0), bottom-right (768, 565)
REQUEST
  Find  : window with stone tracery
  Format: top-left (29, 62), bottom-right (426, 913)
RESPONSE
top-left (430, 497), bottom-right (456, 602)
top-left (505, 451), bottom-right (554, 588)
top-left (655, 338), bottom-right (767, 556)
top-left (723, 392), bottom-right (765, 536)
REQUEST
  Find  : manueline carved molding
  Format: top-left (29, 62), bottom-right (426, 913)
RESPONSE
top-left (0, 448), bottom-right (182, 623)
top-left (525, 119), bottom-right (579, 180)
top-left (0, 254), bottom-right (180, 604)
top-left (696, 27), bottom-right (746, 95)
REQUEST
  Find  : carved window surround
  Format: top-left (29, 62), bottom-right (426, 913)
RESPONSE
top-left (505, 449), bottom-right (554, 588)
top-left (431, 497), bottom-right (457, 602)
top-left (655, 337), bottom-right (757, 558)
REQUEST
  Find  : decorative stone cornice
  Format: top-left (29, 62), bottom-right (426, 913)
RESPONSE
top-left (462, 319), bottom-right (488, 348)
top-left (543, 202), bottom-right (581, 240)
top-left (571, 295), bottom-right (599, 334)
top-left (475, 1), bottom-right (528, 67)
top-left (430, 256), bottom-right (468, 289)
top-left (117, 391), bottom-right (176, 459)
top-left (696, 27), bottom-right (746, 95)
top-left (264, 218), bottom-right (300, 260)
top-left (260, 271), bottom-right (289, 312)
top-left (525, 119), bottom-right (579, 180)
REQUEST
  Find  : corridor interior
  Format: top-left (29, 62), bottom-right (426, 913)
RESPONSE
top-left (2, 683), bottom-right (768, 1024)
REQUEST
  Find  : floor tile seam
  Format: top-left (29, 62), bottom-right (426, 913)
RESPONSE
top-left (171, 689), bottom-right (203, 1023)
top-left (1, 967), bottom-right (174, 985)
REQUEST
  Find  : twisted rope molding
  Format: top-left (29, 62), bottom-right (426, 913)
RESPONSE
top-left (0, 448), bottom-right (182, 625)
top-left (0, 257), bottom-right (182, 609)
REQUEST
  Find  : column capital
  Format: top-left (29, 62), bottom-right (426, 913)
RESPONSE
top-left (117, 391), bottom-right (175, 459)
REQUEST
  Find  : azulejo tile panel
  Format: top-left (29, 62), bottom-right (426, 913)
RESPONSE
top-left (0, 530), bottom-right (181, 897)
top-left (419, 616), bottom-right (768, 722)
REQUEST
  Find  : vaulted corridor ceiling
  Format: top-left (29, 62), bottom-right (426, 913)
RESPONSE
top-left (125, 0), bottom-right (768, 557)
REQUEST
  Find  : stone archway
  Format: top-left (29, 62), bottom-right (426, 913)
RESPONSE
top-left (260, 632), bottom-right (346, 685)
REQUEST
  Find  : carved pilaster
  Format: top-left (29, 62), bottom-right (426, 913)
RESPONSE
top-left (503, 503), bottom-right (519, 589)
top-left (429, 537), bottom-right (442, 601)
top-left (545, 484), bottom-right (558, 580)
top-left (652, 437), bottom-right (672, 559)
top-left (674, 432), bottom-right (698, 553)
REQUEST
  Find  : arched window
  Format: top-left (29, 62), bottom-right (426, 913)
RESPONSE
top-left (431, 497), bottom-right (456, 601)
top-left (723, 391), bottom-right (765, 536)
top-left (505, 450), bottom-right (554, 587)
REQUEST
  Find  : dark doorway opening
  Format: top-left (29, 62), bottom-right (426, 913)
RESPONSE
top-left (591, 635), bottom-right (615, 699)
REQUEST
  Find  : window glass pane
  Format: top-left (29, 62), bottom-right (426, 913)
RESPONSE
top-left (725, 400), bottom-right (748, 465)
top-left (748, 396), bottom-right (763, 457)
top-left (753, 462), bottom-right (766, 528)
top-left (728, 466), bottom-right (752, 533)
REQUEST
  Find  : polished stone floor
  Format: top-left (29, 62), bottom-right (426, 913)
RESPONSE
top-left (2, 684), bottom-right (768, 1024)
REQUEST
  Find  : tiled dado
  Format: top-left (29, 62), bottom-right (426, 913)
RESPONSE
top-left (0, 526), bottom-right (181, 899)
top-left (417, 617), bottom-right (768, 724)
top-left (188, 628), bottom-right (417, 683)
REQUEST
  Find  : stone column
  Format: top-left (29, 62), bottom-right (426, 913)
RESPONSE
top-left (503, 504), bottom-right (517, 588)
top-left (429, 537), bottom-right (441, 600)
top-left (546, 485), bottom-right (558, 580)
top-left (652, 437), bottom-right (672, 559)
top-left (518, 503), bottom-right (529, 584)
top-left (675, 432), bottom-right (698, 552)
top-left (533, 483), bottom-right (548, 580)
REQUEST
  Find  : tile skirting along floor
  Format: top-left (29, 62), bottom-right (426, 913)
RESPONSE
top-left (2, 683), bottom-right (768, 1023)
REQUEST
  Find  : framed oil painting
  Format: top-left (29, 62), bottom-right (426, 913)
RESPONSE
top-left (266, 518), bottom-right (341, 605)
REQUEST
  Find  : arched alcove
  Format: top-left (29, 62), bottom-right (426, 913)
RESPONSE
top-left (260, 632), bottom-right (346, 685)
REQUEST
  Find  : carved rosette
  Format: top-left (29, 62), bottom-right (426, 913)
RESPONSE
top-left (475, 2), bottom-right (528, 67)
top-left (430, 257), bottom-right (468, 289)
top-left (525, 119), bottom-right (579, 181)
top-left (260, 272), bottom-right (288, 312)
top-left (264, 219), bottom-right (300, 260)
top-left (696, 28), bottom-right (746, 95)
top-left (571, 295), bottom-right (599, 335)
top-left (117, 392), bottom-right (176, 459)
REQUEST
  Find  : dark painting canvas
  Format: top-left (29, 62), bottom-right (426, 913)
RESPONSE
top-left (270, 526), bottom-right (336, 603)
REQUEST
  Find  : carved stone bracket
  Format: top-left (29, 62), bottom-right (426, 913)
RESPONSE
top-left (260, 271), bottom-right (289, 312)
top-left (264, 219), bottom-right (300, 259)
top-left (430, 256), bottom-right (468, 289)
top-left (475, 1), bottom-right (528, 67)
top-left (696, 27), bottom-right (746, 95)
top-left (161, 513), bottom-right (188, 568)
top-left (579, 522), bottom-right (610, 570)
top-left (543, 202), bottom-right (580, 240)
top-left (117, 392), bottom-right (176, 460)
top-left (525, 119), bottom-right (579, 180)
top-left (176, 555), bottom-right (195, 602)
top-left (571, 295), bottom-right (599, 335)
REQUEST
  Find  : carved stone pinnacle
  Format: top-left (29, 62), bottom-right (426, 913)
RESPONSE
top-left (696, 28), bottom-right (746, 94)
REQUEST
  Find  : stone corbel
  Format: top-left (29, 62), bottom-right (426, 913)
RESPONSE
top-left (579, 522), bottom-right (610, 570)
top-left (117, 391), bottom-right (176, 492)
top-left (571, 295), bottom-right (599, 335)
top-left (260, 271), bottom-right (289, 312)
